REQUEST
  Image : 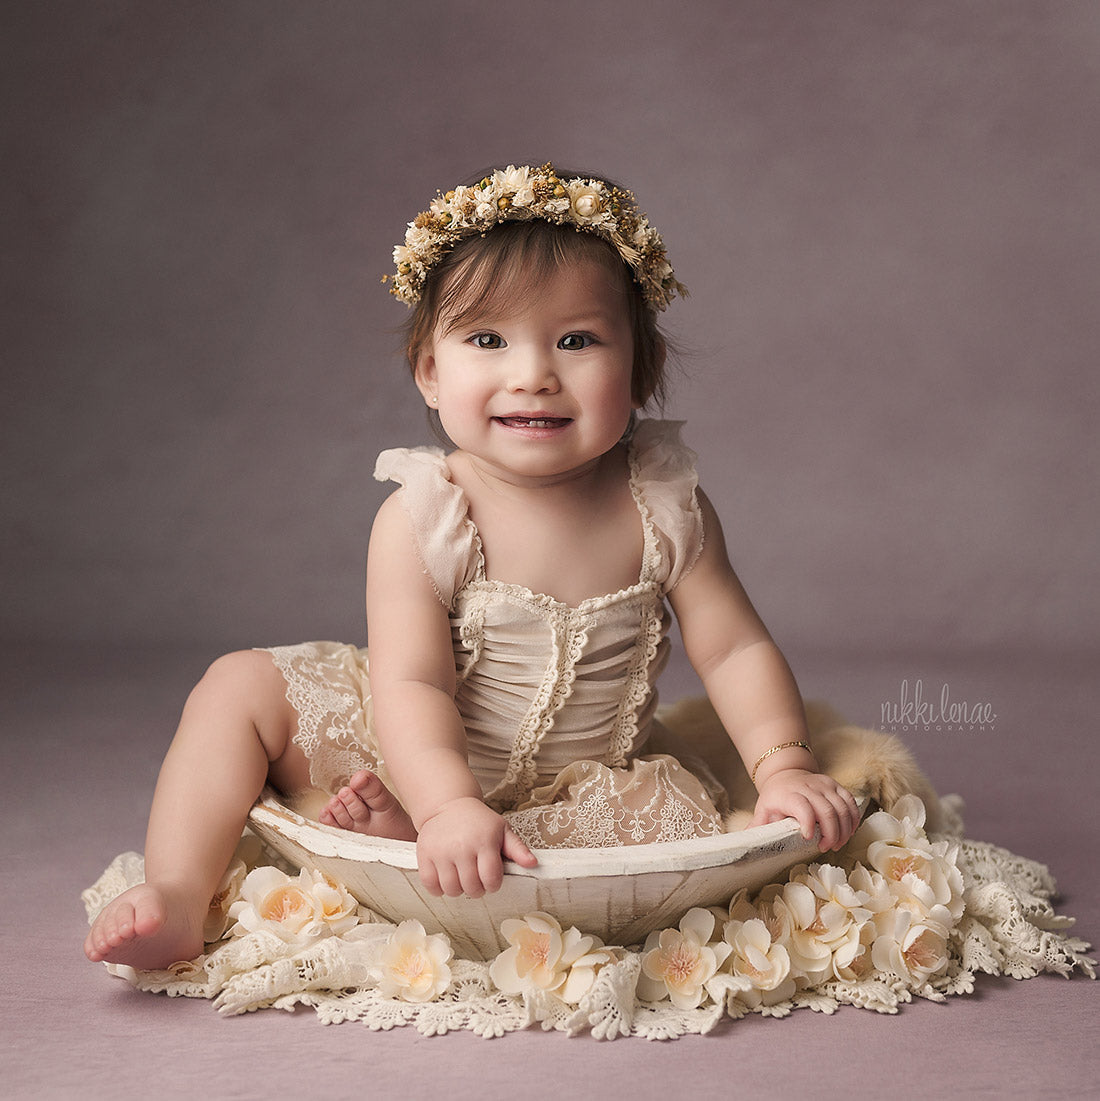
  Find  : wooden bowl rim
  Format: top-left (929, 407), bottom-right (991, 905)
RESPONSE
top-left (249, 791), bottom-right (862, 880)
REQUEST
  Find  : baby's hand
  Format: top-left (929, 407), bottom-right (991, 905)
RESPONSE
top-left (751, 769), bottom-right (861, 851)
top-left (415, 797), bottom-right (537, 898)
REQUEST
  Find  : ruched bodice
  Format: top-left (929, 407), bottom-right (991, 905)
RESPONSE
top-left (451, 580), bottom-right (669, 809)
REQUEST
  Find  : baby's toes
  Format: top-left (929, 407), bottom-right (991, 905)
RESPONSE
top-left (319, 795), bottom-right (353, 829)
top-left (347, 769), bottom-right (383, 800)
top-left (99, 900), bottom-right (135, 951)
top-left (337, 787), bottom-right (372, 824)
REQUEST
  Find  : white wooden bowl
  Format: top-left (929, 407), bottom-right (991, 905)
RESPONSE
top-left (248, 792), bottom-right (857, 960)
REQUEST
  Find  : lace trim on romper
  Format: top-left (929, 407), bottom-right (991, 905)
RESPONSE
top-left (263, 420), bottom-right (724, 847)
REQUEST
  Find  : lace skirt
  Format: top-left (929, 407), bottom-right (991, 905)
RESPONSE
top-left (262, 641), bottom-right (725, 848)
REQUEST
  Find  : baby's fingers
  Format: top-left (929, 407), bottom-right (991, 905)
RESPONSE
top-left (476, 848), bottom-right (505, 895)
top-left (757, 793), bottom-right (817, 841)
top-left (418, 858), bottom-right (442, 897)
top-left (813, 785), bottom-right (861, 851)
top-left (418, 851), bottom-right (467, 897)
top-left (502, 826), bottom-right (538, 869)
top-left (814, 798), bottom-right (843, 851)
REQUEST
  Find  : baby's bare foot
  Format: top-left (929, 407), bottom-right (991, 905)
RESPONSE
top-left (318, 769), bottom-right (417, 841)
top-left (84, 882), bottom-right (205, 971)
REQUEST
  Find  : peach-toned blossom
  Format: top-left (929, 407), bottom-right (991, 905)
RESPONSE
top-left (637, 908), bottom-right (732, 1010)
top-left (376, 920), bottom-right (453, 1003)
top-left (773, 881), bottom-right (840, 986)
top-left (871, 906), bottom-right (952, 986)
top-left (298, 868), bottom-right (361, 936)
top-left (489, 912), bottom-right (615, 1004)
top-left (854, 796), bottom-right (964, 922)
top-left (228, 866), bottom-right (325, 945)
top-left (723, 917), bottom-right (796, 1008)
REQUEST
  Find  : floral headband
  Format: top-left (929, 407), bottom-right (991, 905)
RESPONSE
top-left (385, 163), bottom-right (686, 311)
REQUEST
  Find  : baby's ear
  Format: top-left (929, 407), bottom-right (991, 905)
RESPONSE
top-left (413, 353), bottom-right (438, 407)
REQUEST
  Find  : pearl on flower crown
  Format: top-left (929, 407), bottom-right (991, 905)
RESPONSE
top-left (386, 163), bottom-right (687, 311)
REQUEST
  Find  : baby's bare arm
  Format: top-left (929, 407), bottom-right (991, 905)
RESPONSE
top-left (365, 495), bottom-right (535, 892)
top-left (669, 491), bottom-right (860, 850)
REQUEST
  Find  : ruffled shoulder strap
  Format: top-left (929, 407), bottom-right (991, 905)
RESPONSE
top-left (629, 420), bottom-right (705, 592)
top-left (374, 447), bottom-right (482, 608)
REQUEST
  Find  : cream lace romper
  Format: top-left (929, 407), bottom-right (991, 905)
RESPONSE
top-left (264, 419), bottom-right (725, 849)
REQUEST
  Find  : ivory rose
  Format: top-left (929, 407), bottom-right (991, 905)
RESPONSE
top-left (567, 183), bottom-right (604, 221)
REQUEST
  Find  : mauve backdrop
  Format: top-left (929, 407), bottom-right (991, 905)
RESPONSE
top-left (3, 4), bottom-right (1098, 1098)
top-left (5, 0), bottom-right (1097, 660)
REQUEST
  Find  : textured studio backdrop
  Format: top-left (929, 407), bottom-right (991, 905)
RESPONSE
top-left (4, 1), bottom-right (1098, 663)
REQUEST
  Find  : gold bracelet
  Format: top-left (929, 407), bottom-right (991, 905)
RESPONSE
top-left (750, 740), bottom-right (811, 785)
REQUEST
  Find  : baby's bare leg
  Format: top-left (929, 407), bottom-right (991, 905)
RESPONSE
top-left (85, 651), bottom-right (309, 970)
top-left (318, 769), bottom-right (417, 841)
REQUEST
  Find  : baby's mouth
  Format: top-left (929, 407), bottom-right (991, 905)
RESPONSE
top-left (495, 416), bottom-right (573, 429)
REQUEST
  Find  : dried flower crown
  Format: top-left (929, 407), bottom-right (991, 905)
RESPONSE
top-left (386, 163), bottom-right (686, 311)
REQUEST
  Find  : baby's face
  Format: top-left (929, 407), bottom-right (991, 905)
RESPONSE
top-left (414, 258), bottom-right (637, 487)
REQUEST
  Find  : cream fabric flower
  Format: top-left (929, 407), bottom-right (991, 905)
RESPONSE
top-left (228, 866), bottom-right (326, 945)
top-left (375, 919), bottom-right (453, 1003)
top-left (227, 865), bottom-right (365, 946)
top-left (846, 863), bottom-right (897, 915)
top-left (723, 917), bottom-right (796, 1008)
top-left (489, 912), bottom-right (614, 1004)
top-left (637, 908), bottom-right (732, 1010)
top-left (800, 862), bottom-right (873, 919)
top-left (854, 795), bottom-right (964, 922)
top-left (298, 868), bottom-right (361, 937)
top-left (772, 881), bottom-right (840, 986)
top-left (871, 906), bottom-right (952, 986)
top-left (559, 942), bottom-right (625, 1005)
top-left (829, 918), bottom-right (878, 983)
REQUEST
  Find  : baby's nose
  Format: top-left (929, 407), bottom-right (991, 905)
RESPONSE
top-left (508, 351), bottom-right (561, 393)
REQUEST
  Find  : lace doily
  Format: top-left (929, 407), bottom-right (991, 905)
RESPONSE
top-left (82, 797), bottom-right (1094, 1041)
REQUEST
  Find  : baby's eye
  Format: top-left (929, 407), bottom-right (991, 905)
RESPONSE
top-left (558, 333), bottom-right (593, 351)
top-left (470, 332), bottom-right (504, 349)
